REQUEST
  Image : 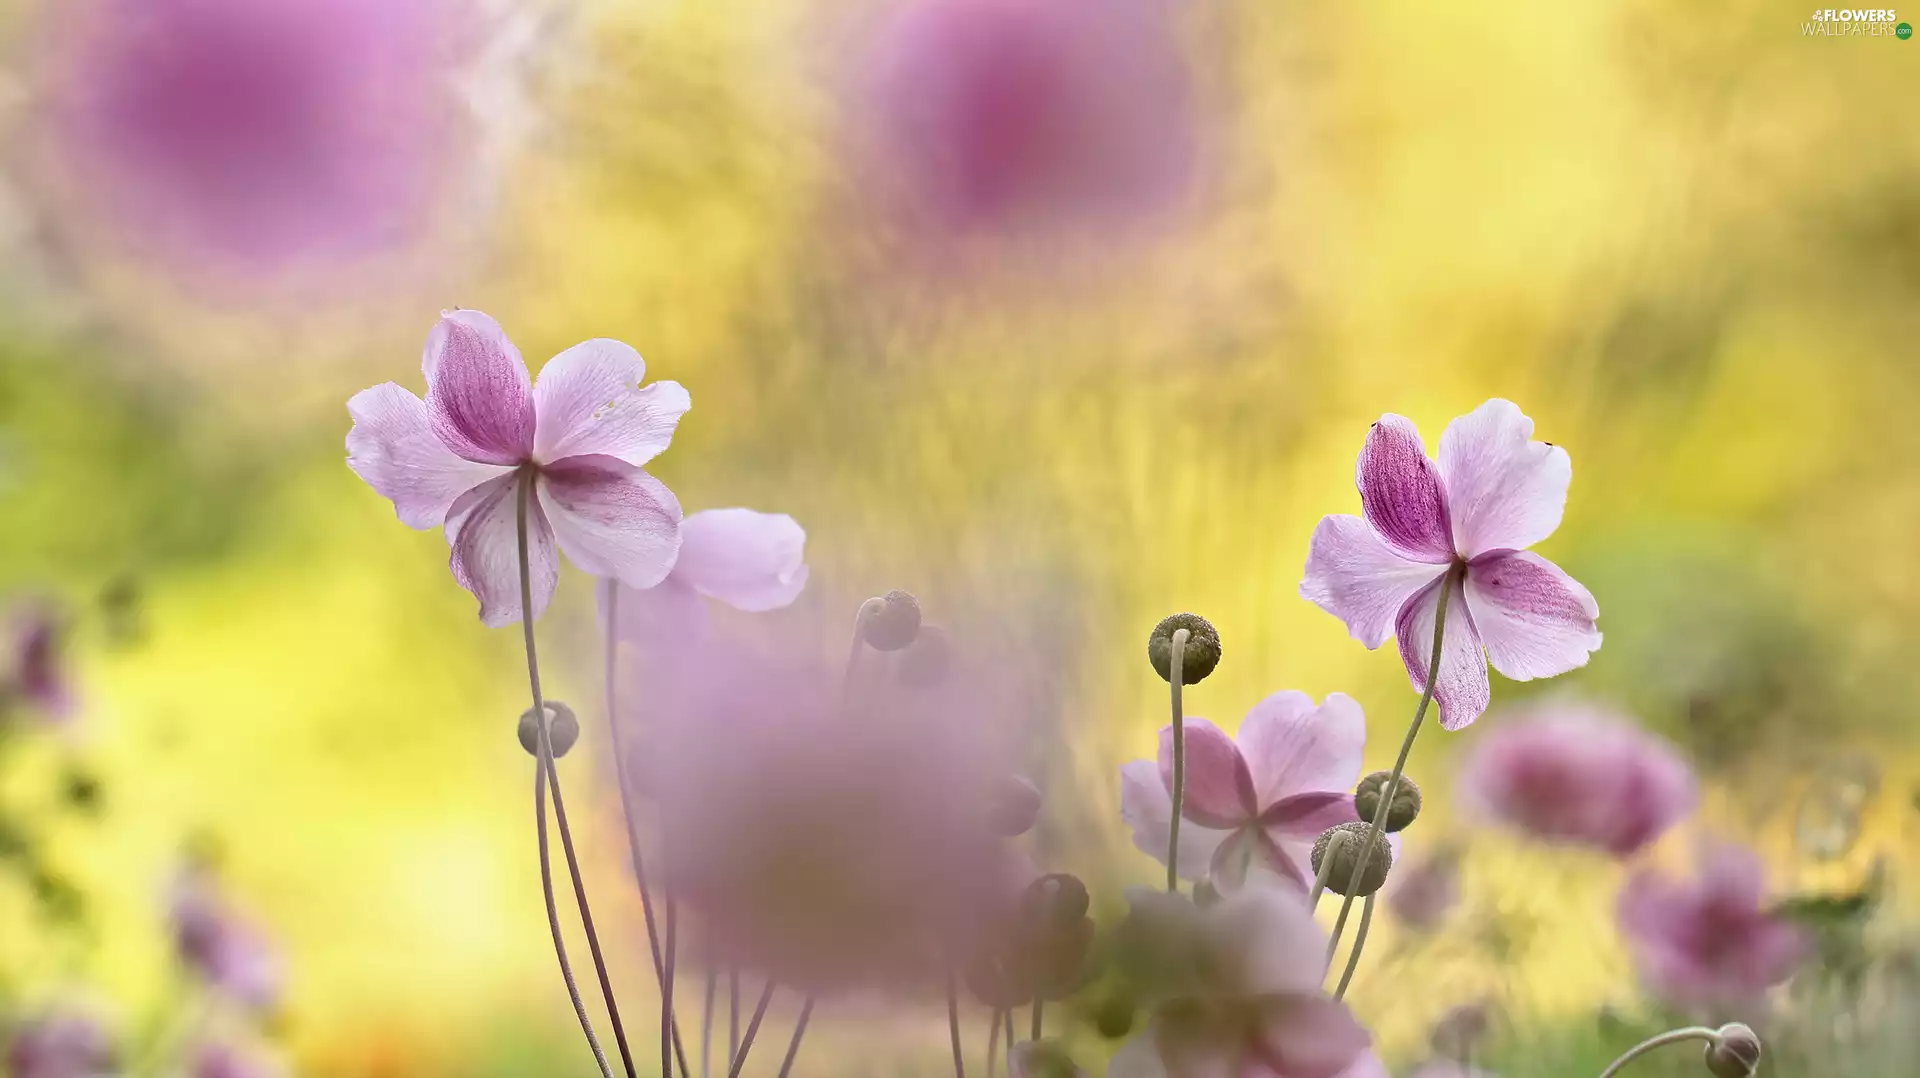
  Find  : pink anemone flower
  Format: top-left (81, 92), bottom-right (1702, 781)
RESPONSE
top-left (1457, 702), bottom-right (1695, 858)
top-left (1301, 399), bottom-right (1601, 730)
top-left (1121, 692), bottom-right (1370, 892)
top-left (4, 1011), bottom-right (114, 1078)
top-left (601, 508), bottom-right (809, 646)
top-left (1617, 841), bottom-right (1808, 1009)
top-left (347, 310), bottom-right (688, 626)
top-left (1385, 845), bottom-right (1462, 932)
top-left (1109, 887), bottom-right (1371, 1078)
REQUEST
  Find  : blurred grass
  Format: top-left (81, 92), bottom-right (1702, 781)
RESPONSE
top-left (1, 0), bottom-right (1918, 1075)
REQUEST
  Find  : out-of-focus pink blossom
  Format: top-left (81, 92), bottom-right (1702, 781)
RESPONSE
top-left (1617, 841), bottom-right (1809, 1008)
top-left (851, 0), bottom-right (1196, 245)
top-left (1386, 845), bottom-right (1462, 932)
top-left (639, 624), bottom-right (1030, 997)
top-left (601, 508), bottom-right (808, 646)
top-left (170, 864), bottom-right (284, 1012)
top-left (1301, 400), bottom-right (1601, 730)
top-left (6, 603), bottom-right (74, 720)
top-left (1458, 703), bottom-right (1695, 858)
top-left (4, 1010), bottom-right (114, 1078)
top-left (36, 0), bottom-right (476, 286)
top-left (1108, 888), bottom-right (1371, 1078)
top-left (1120, 692), bottom-right (1369, 891)
top-left (190, 1043), bottom-right (284, 1078)
top-left (347, 310), bottom-right (689, 627)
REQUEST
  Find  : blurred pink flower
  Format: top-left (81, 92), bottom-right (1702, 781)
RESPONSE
top-left (601, 508), bottom-right (808, 646)
top-left (852, 0), bottom-right (1196, 243)
top-left (347, 310), bottom-right (689, 626)
top-left (1617, 841), bottom-right (1809, 1008)
top-left (1300, 400), bottom-right (1601, 730)
top-left (1120, 693), bottom-right (1368, 891)
top-left (1457, 703), bottom-right (1695, 858)
top-left (641, 626), bottom-right (1029, 997)
top-left (37, 0), bottom-right (475, 284)
top-left (1108, 887), bottom-right (1371, 1078)
top-left (190, 1043), bottom-right (283, 1078)
top-left (1385, 845), bottom-right (1462, 932)
top-left (6, 602), bottom-right (73, 720)
top-left (170, 864), bottom-right (284, 1012)
top-left (4, 1010), bottom-right (114, 1078)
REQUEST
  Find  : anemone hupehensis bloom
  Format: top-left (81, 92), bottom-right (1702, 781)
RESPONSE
top-left (600, 508), bottom-right (809, 646)
top-left (347, 310), bottom-right (688, 626)
top-left (1616, 841), bottom-right (1809, 1008)
top-left (1120, 692), bottom-right (1371, 892)
top-left (1300, 399), bottom-right (1601, 730)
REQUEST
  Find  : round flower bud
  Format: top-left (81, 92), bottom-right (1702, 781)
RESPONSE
top-left (1703, 1023), bottom-right (1762, 1078)
top-left (860, 590), bottom-right (923, 651)
top-left (1310, 822), bottom-right (1393, 897)
top-left (896, 624), bottom-right (952, 687)
top-left (1147, 614), bottom-right (1221, 684)
top-left (518, 701), bottom-right (580, 758)
top-left (1354, 771), bottom-right (1422, 832)
top-left (1091, 986), bottom-right (1136, 1039)
top-left (986, 773), bottom-right (1042, 837)
top-left (1429, 1001), bottom-right (1492, 1061)
top-left (963, 942), bottom-right (1030, 1009)
top-left (1022, 873), bottom-right (1091, 933)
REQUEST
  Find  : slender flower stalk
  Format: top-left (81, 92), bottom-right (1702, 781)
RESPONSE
top-left (729, 971), bottom-right (740, 1064)
top-left (1031, 997), bottom-right (1044, 1042)
top-left (664, 899), bottom-right (680, 1078)
top-left (776, 997), bottom-right (815, 1078)
top-left (1166, 627), bottom-right (1190, 892)
top-left (702, 952), bottom-right (718, 1078)
top-left (601, 587), bottom-right (690, 1078)
top-left (518, 477), bottom-right (616, 1078)
top-left (985, 1009), bottom-right (1002, 1078)
top-left (1595, 1027), bottom-right (1720, 1078)
top-left (726, 982), bottom-right (778, 1078)
top-left (1308, 831), bottom-right (1349, 909)
top-left (1326, 562), bottom-right (1458, 973)
top-left (947, 964), bottom-right (967, 1078)
top-left (1332, 893), bottom-right (1376, 999)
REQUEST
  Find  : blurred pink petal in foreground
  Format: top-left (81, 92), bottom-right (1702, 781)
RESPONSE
top-left (601, 508), bottom-right (809, 646)
top-left (1120, 692), bottom-right (1368, 892)
top-left (347, 310), bottom-right (689, 626)
top-left (170, 863), bottom-right (284, 1012)
top-left (1617, 841), bottom-right (1809, 1009)
top-left (1109, 888), bottom-right (1371, 1078)
top-left (852, 0), bottom-right (1197, 246)
top-left (1386, 844), bottom-right (1462, 932)
top-left (637, 623), bottom-right (1030, 997)
top-left (5, 1009), bottom-right (114, 1078)
top-left (1301, 400), bottom-right (1602, 730)
top-left (1457, 702), bottom-right (1695, 858)
top-left (6, 602), bottom-right (74, 721)
top-left (35, 0), bottom-right (485, 286)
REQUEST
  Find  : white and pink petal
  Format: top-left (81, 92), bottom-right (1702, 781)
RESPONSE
top-left (1301, 516), bottom-right (1449, 650)
top-left (1436, 399), bottom-right (1571, 557)
top-left (1355, 415), bottom-right (1454, 562)
top-left (673, 509), bottom-right (809, 612)
top-left (1159, 719), bottom-right (1257, 829)
top-left (446, 473), bottom-right (557, 628)
top-left (1236, 691), bottom-right (1367, 809)
top-left (536, 455), bottom-right (683, 591)
top-left (1396, 573), bottom-right (1490, 731)
top-left (530, 338), bottom-right (691, 467)
top-left (1463, 550), bottom-right (1600, 681)
top-left (347, 382), bottom-right (510, 529)
top-left (424, 309), bottom-right (536, 466)
top-left (1120, 760), bottom-right (1230, 883)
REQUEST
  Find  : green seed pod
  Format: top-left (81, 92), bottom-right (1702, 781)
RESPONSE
top-left (1147, 614), bottom-right (1221, 685)
top-left (1311, 822), bottom-right (1393, 897)
top-left (860, 590), bottom-right (923, 651)
top-left (1354, 771), bottom-right (1422, 832)
top-left (518, 700), bottom-right (580, 758)
top-left (1703, 1023), bottom-right (1762, 1078)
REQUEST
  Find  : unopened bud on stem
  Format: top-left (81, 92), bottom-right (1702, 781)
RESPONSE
top-left (1147, 614), bottom-right (1221, 684)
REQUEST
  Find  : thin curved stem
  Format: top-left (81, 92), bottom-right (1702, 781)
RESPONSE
top-left (701, 946), bottom-right (718, 1078)
top-left (664, 898), bottom-right (680, 1078)
top-left (518, 477), bottom-right (616, 1078)
top-left (729, 969), bottom-right (740, 1064)
top-left (544, 745), bottom-right (640, 1078)
top-left (1596, 1027), bottom-right (1720, 1078)
top-left (1030, 997), bottom-right (1043, 1042)
top-left (1003, 1010), bottom-right (1015, 1055)
top-left (986, 1010), bottom-right (1003, 1078)
top-left (776, 997), bottom-right (815, 1078)
top-left (601, 586), bottom-right (690, 1078)
top-left (726, 981), bottom-right (778, 1078)
top-left (1326, 563), bottom-right (1459, 975)
top-left (1166, 627), bottom-right (1190, 893)
top-left (947, 965), bottom-right (968, 1078)
top-left (1308, 831), bottom-right (1349, 910)
top-left (1332, 893), bottom-right (1375, 999)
